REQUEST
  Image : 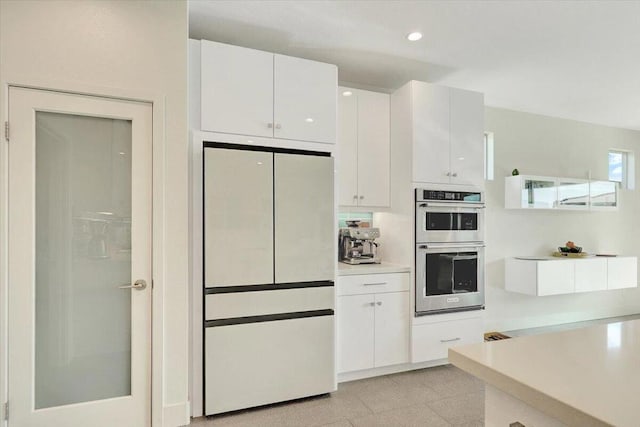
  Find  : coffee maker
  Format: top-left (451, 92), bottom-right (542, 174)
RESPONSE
top-left (338, 221), bottom-right (381, 265)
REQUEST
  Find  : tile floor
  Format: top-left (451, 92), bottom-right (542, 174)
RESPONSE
top-left (190, 365), bottom-right (485, 426)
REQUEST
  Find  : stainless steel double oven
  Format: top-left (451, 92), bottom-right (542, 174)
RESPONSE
top-left (415, 187), bottom-right (485, 315)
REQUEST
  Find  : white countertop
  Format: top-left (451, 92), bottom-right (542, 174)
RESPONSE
top-left (337, 262), bottom-right (410, 276)
top-left (449, 319), bottom-right (640, 426)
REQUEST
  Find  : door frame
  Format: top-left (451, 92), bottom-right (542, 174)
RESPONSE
top-left (0, 78), bottom-right (167, 426)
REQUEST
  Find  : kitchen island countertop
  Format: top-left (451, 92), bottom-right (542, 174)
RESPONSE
top-left (449, 319), bottom-right (640, 426)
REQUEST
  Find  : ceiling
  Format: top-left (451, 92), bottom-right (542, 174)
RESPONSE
top-left (189, 0), bottom-right (640, 130)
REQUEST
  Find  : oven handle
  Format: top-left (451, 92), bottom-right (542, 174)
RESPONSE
top-left (418, 243), bottom-right (485, 250)
top-left (453, 255), bottom-right (478, 261)
top-left (418, 202), bottom-right (485, 209)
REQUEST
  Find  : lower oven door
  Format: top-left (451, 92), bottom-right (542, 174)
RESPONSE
top-left (415, 242), bottom-right (485, 315)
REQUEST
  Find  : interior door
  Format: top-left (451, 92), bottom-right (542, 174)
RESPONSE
top-left (7, 87), bottom-right (152, 427)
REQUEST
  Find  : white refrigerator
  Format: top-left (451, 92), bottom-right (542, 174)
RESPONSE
top-left (203, 145), bottom-right (335, 415)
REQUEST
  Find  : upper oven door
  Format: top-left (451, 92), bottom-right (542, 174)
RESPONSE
top-left (415, 202), bottom-right (484, 243)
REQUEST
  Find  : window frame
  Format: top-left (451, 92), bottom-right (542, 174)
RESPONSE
top-left (608, 149), bottom-right (635, 190)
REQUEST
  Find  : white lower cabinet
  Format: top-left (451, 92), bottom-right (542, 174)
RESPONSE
top-left (412, 311), bottom-right (484, 363)
top-left (337, 273), bottom-right (410, 373)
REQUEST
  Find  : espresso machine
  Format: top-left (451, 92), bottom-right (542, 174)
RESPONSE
top-left (339, 222), bottom-right (381, 265)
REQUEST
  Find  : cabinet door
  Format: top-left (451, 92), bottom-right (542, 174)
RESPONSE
top-left (274, 54), bottom-right (337, 144)
top-left (337, 295), bottom-right (375, 373)
top-left (200, 40), bottom-right (274, 137)
top-left (608, 257), bottom-right (638, 290)
top-left (204, 148), bottom-right (273, 287)
top-left (374, 292), bottom-right (409, 367)
top-left (575, 258), bottom-right (607, 292)
top-left (357, 90), bottom-right (390, 207)
top-left (411, 81), bottom-right (451, 184)
top-left (274, 153), bottom-right (334, 283)
top-left (337, 87), bottom-right (358, 206)
top-left (537, 261), bottom-right (575, 295)
top-left (450, 88), bottom-right (484, 186)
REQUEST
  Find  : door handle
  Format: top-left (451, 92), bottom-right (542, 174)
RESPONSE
top-left (119, 279), bottom-right (147, 290)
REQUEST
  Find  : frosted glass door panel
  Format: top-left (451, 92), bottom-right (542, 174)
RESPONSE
top-left (35, 112), bottom-right (132, 409)
top-left (204, 148), bottom-right (274, 286)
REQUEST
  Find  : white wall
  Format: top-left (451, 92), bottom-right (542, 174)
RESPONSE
top-left (0, 1), bottom-right (189, 426)
top-left (484, 107), bottom-right (640, 332)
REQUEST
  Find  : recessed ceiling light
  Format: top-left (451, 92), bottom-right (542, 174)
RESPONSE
top-left (407, 32), bottom-right (423, 41)
top-left (305, 117), bottom-right (314, 123)
top-left (342, 91), bottom-right (353, 97)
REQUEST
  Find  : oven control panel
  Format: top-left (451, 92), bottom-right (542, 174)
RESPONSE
top-left (417, 189), bottom-right (483, 203)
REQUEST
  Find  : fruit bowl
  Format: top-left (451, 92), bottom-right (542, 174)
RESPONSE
top-left (558, 246), bottom-right (582, 253)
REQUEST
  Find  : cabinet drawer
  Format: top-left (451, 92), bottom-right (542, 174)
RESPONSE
top-left (205, 286), bottom-right (334, 320)
top-left (337, 272), bottom-right (409, 296)
top-left (412, 316), bottom-right (483, 363)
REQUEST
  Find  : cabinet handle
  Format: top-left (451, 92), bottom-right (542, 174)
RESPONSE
top-left (445, 172), bottom-right (451, 177)
top-left (275, 123), bottom-right (282, 129)
top-left (452, 173), bottom-right (458, 177)
top-left (353, 195), bottom-right (358, 199)
top-left (359, 195), bottom-right (364, 200)
top-left (364, 282), bottom-right (387, 286)
top-left (368, 302), bottom-right (375, 306)
top-left (440, 337), bottom-right (461, 343)
top-left (376, 301), bottom-right (382, 306)
top-left (268, 123), bottom-right (273, 129)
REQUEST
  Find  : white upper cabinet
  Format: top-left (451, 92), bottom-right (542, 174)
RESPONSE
top-left (412, 83), bottom-right (450, 184)
top-left (338, 87), bottom-right (390, 207)
top-left (449, 88), bottom-right (484, 185)
top-left (274, 55), bottom-right (337, 144)
top-left (200, 40), bottom-right (337, 144)
top-left (410, 81), bottom-right (485, 186)
top-left (200, 40), bottom-right (274, 138)
top-left (338, 88), bottom-right (359, 206)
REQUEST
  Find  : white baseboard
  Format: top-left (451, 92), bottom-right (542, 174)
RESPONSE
top-left (163, 401), bottom-right (191, 427)
top-left (337, 359), bottom-right (448, 383)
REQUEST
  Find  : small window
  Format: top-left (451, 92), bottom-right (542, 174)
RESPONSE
top-left (608, 149), bottom-right (635, 190)
top-left (484, 132), bottom-right (494, 181)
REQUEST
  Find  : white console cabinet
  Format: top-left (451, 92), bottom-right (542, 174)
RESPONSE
top-left (505, 256), bottom-right (637, 296)
top-left (337, 272), bottom-right (410, 373)
top-left (200, 39), bottom-right (337, 144)
top-left (338, 87), bottom-right (390, 207)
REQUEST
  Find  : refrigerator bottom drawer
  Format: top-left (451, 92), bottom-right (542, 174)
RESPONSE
top-left (205, 314), bottom-right (335, 415)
